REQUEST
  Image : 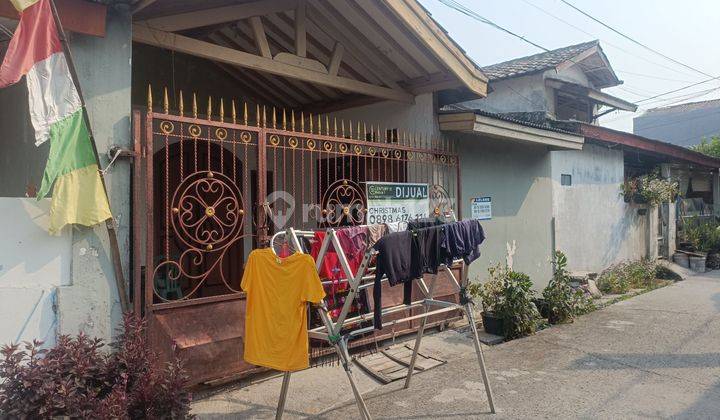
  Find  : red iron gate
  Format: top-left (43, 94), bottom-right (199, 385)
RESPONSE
top-left (132, 89), bottom-right (461, 385)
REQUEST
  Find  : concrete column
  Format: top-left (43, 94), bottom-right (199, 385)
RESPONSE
top-left (56, 7), bottom-right (132, 342)
top-left (661, 164), bottom-right (676, 258)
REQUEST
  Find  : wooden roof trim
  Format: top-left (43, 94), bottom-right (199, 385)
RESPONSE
top-left (137, 0), bottom-right (296, 32)
top-left (385, 0), bottom-right (488, 97)
top-left (133, 24), bottom-right (415, 103)
top-left (579, 123), bottom-right (720, 168)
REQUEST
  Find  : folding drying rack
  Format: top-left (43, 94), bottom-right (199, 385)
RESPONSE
top-left (269, 226), bottom-right (495, 420)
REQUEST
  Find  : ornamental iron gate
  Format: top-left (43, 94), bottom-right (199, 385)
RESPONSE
top-left (132, 88), bottom-right (461, 385)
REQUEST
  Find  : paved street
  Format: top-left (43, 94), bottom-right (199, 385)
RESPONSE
top-left (193, 271), bottom-right (720, 419)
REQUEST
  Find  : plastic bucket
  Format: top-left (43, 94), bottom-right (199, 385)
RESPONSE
top-left (689, 255), bottom-right (706, 273)
top-left (673, 252), bottom-right (689, 268)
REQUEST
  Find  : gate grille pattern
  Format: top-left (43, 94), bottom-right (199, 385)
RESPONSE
top-left (140, 88), bottom-right (459, 308)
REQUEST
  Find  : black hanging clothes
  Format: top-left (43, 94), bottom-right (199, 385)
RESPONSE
top-left (372, 231), bottom-right (416, 329)
top-left (442, 219), bottom-right (486, 265)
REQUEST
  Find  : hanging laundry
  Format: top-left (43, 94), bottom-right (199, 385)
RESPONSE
top-left (442, 219), bottom-right (486, 265)
top-left (336, 225), bottom-right (369, 275)
top-left (372, 231), bottom-right (416, 329)
top-left (367, 223), bottom-right (388, 247)
top-left (241, 248), bottom-right (325, 371)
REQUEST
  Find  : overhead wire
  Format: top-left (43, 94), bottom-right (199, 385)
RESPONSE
top-left (517, 0), bottom-right (698, 79)
top-left (436, 0), bottom-right (720, 117)
top-left (559, 0), bottom-right (716, 79)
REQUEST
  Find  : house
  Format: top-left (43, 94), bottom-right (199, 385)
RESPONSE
top-left (0, 0), bottom-right (490, 386)
top-left (439, 41), bottom-right (720, 283)
top-left (634, 99), bottom-right (720, 147)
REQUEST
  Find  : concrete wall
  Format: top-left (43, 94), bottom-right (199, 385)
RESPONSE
top-left (550, 144), bottom-right (651, 273)
top-left (456, 133), bottom-right (555, 288)
top-left (54, 8), bottom-right (133, 342)
top-left (0, 198), bottom-right (71, 348)
top-left (456, 73), bottom-right (551, 115)
top-left (329, 93), bottom-right (442, 139)
top-left (0, 9), bottom-right (133, 345)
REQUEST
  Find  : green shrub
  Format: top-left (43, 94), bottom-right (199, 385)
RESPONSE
top-left (468, 263), bottom-right (539, 340)
top-left (498, 271), bottom-right (539, 339)
top-left (597, 260), bottom-right (659, 294)
top-left (542, 251), bottom-right (594, 323)
top-left (682, 217), bottom-right (720, 253)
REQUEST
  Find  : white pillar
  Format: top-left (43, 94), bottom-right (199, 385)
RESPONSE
top-left (713, 170), bottom-right (720, 217)
top-left (661, 164), bottom-right (676, 258)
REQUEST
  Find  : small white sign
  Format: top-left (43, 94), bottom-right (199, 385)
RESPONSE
top-left (471, 197), bottom-right (492, 220)
top-left (366, 182), bottom-right (429, 224)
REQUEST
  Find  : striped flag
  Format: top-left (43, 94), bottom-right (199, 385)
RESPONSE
top-left (0, 0), bottom-right (111, 234)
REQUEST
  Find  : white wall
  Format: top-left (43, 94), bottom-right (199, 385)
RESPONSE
top-left (551, 144), bottom-right (651, 273)
top-left (329, 92), bottom-right (442, 140)
top-left (456, 133), bottom-right (555, 288)
top-left (0, 198), bottom-right (72, 348)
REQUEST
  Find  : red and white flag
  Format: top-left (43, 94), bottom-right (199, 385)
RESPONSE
top-left (0, 0), bottom-right (82, 146)
top-left (0, 0), bottom-right (111, 234)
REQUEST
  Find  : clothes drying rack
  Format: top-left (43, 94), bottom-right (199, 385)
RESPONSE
top-left (269, 225), bottom-right (496, 420)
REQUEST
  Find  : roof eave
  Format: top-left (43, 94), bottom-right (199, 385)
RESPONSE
top-left (439, 112), bottom-right (584, 150)
top-left (385, 0), bottom-right (488, 97)
top-left (578, 123), bottom-right (720, 169)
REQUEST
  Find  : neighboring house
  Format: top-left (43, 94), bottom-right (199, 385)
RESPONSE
top-left (634, 99), bottom-right (720, 147)
top-left (441, 41), bottom-right (720, 281)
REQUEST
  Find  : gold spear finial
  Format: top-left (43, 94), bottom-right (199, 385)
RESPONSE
top-left (263, 105), bottom-right (267, 128)
top-left (357, 121), bottom-right (361, 140)
top-left (282, 108), bottom-right (287, 130)
top-left (309, 113), bottom-right (314, 133)
top-left (231, 100), bottom-right (236, 124)
top-left (341, 119), bottom-right (345, 138)
top-left (272, 106), bottom-right (277, 129)
top-left (256, 104), bottom-right (260, 127)
top-left (300, 111), bottom-right (305, 132)
top-left (163, 87), bottom-right (169, 114)
top-left (207, 96), bottom-right (212, 121)
top-left (317, 114), bottom-right (322, 134)
top-left (219, 98), bottom-right (225, 122)
top-left (243, 101), bottom-right (248, 126)
top-left (325, 115), bottom-right (330, 136)
top-left (192, 93), bottom-right (198, 118)
top-left (291, 110), bottom-right (296, 131)
top-left (147, 84), bottom-right (152, 111)
top-left (334, 117), bottom-right (338, 137)
top-left (178, 90), bottom-right (184, 117)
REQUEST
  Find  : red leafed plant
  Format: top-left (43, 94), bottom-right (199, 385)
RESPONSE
top-left (0, 313), bottom-right (192, 419)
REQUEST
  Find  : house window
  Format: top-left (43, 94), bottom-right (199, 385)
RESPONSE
top-left (561, 174), bottom-right (572, 186)
top-left (555, 91), bottom-right (591, 122)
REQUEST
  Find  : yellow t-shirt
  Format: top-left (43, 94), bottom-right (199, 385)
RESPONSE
top-left (241, 248), bottom-right (326, 371)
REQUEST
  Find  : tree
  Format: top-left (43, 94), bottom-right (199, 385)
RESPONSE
top-left (691, 136), bottom-right (720, 158)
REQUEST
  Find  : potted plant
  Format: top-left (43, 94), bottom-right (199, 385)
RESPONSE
top-left (468, 264), bottom-right (505, 336)
top-left (620, 171), bottom-right (679, 206)
top-left (498, 271), bottom-right (540, 339)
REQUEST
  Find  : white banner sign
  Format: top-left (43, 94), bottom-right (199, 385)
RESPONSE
top-left (471, 197), bottom-right (492, 220)
top-left (366, 182), bottom-right (429, 224)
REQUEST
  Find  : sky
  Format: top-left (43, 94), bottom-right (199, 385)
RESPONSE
top-left (418, 0), bottom-right (720, 133)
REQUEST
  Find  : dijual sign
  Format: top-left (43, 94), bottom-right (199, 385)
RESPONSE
top-left (366, 182), bottom-right (429, 224)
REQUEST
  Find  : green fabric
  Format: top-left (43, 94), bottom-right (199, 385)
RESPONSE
top-left (38, 108), bottom-right (96, 199)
